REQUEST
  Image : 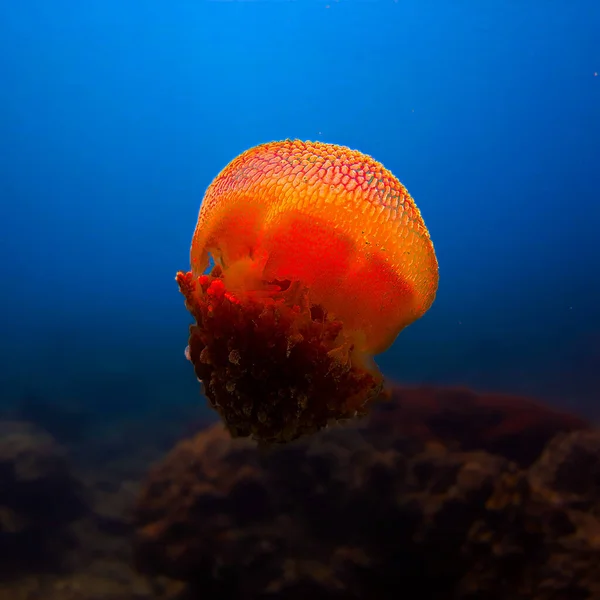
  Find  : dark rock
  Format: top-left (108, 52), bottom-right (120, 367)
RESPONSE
top-left (371, 386), bottom-right (589, 467)
top-left (133, 386), bottom-right (599, 600)
top-left (0, 420), bottom-right (88, 575)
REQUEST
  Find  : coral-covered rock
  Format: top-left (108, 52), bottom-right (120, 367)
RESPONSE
top-left (370, 386), bottom-right (588, 466)
top-left (133, 386), bottom-right (597, 599)
top-left (0, 420), bottom-right (87, 575)
top-left (529, 429), bottom-right (600, 511)
top-left (461, 430), bottom-right (600, 599)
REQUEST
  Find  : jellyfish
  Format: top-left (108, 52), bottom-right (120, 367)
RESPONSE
top-left (176, 140), bottom-right (438, 443)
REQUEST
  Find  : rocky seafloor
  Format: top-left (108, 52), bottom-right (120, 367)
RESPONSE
top-left (0, 386), bottom-right (598, 599)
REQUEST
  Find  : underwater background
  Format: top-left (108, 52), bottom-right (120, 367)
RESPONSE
top-left (0, 2), bottom-right (599, 599)
top-left (1, 2), bottom-right (599, 420)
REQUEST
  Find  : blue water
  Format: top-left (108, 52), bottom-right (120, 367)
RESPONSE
top-left (1, 1), bottom-right (599, 423)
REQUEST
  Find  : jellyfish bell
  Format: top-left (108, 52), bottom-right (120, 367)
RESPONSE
top-left (177, 140), bottom-right (438, 444)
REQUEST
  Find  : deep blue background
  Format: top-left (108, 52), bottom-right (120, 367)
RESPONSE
top-left (1, 1), bottom-right (599, 421)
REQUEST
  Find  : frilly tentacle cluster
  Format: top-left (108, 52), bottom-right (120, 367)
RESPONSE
top-left (176, 267), bottom-right (383, 443)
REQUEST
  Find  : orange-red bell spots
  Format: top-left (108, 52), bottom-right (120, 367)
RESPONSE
top-left (191, 140), bottom-right (438, 354)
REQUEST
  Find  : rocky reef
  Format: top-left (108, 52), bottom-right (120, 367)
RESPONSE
top-left (133, 386), bottom-right (598, 600)
top-left (0, 420), bottom-right (86, 575)
top-left (0, 385), bottom-right (596, 599)
top-left (0, 413), bottom-right (190, 600)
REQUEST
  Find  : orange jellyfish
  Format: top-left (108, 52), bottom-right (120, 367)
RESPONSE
top-left (176, 140), bottom-right (438, 443)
